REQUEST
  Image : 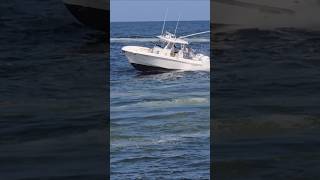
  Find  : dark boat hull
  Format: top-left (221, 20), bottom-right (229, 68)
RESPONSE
top-left (64, 3), bottom-right (108, 31)
top-left (130, 63), bottom-right (175, 72)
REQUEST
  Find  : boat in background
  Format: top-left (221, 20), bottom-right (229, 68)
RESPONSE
top-left (62, 0), bottom-right (108, 31)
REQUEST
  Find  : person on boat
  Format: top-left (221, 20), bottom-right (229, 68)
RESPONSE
top-left (173, 44), bottom-right (179, 54)
top-left (180, 46), bottom-right (188, 58)
top-left (184, 47), bottom-right (193, 59)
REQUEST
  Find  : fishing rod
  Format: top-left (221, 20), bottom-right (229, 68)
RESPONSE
top-left (174, 14), bottom-right (181, 35)
top-left (161, 8), bottom-right (169, 35)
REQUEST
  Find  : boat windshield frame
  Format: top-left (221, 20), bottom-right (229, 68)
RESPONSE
top-left (157, 35), bottom-right (189, 45)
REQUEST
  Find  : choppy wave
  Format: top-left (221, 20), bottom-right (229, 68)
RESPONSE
top-left (111, 130), bottom-right (209, 149)
top-left (112, 97), bottom-right (209, 111)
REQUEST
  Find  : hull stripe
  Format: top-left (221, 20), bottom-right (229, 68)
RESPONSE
top-left (130, 63), bottom-right (176, 72)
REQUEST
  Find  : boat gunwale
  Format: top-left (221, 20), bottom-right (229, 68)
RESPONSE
top-left (122, 46), bottom-right (208, 66)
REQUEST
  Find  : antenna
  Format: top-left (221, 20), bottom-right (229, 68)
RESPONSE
top-left (174, 14), bottom-right (181, 36)
top-left (161, 8), bottom-right (168, 35)
top-left (179, 31), bottom-right (210, 38)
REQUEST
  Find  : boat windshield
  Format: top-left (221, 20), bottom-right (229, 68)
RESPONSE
top-left (165, 42), bottom-right (174, 49)
top-left (155, 41), bottom-right (165, 48)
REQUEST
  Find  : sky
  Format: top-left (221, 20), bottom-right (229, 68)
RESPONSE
top-left (110, 0), bottom-right (210, 22)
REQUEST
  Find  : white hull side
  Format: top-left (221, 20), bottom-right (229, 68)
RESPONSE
top-left (212, 0), bottom-right (320, 28)
top-left (124, 51), bottom-right (210, 72)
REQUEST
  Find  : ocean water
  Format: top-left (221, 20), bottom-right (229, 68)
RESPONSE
top-left (110, 21), bottom-right (210, 179)
top-left (6, 1), bottom-right (320, 179)
top-left (213, 27), bottom-right (320, 179)
top-left (0, 0), bottom-right (108, 179)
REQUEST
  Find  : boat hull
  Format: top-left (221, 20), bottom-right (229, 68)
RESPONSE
top-left (122, 47), bottom-right (210, 72)
top-left (63, 0), bottom-right (108, 31)
top-left (130, 63), bottom-right (173, 72)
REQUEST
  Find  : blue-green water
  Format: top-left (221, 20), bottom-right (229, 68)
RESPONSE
top-left (110, 21), bottom-right (210, 179)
